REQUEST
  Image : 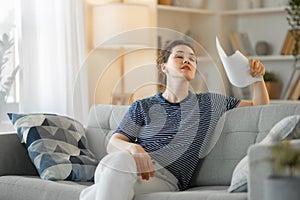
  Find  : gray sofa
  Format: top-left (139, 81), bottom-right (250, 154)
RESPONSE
top-left (1, 103), bottom-right (300, 200)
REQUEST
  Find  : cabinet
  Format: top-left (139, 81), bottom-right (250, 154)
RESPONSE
top-left (156, 0), bottom-right (296, 100)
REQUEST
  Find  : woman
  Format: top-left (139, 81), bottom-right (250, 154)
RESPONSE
top-left (80, 40), bottom-right (269, 200)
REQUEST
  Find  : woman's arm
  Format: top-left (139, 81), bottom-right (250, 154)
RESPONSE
top-left (107, 133), bottom-right (155, 180)
top-left (238, 59), bottom-right (270, 107)
top-left (107, 133), bottom-right (133, 153)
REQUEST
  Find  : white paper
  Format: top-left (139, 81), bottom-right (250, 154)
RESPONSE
top-left (216, 37), bottom-right (262, 88)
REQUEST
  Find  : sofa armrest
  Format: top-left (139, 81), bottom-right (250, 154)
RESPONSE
top-left (247, 139), bottom-right (300, 200)
top-left (0, 133), bottom-right (38, 176)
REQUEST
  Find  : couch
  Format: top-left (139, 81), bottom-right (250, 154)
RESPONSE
top-left (0, 103), bottom-right (300, 200)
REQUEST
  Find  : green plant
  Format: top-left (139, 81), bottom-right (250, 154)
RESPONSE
top-left (270, 140), bottom-right (300, 177)
top-left (286, 0), bottom-right (300, 58)
top-left (0, 33), bottom-right (19, 103)
top-left (263, 71), bottom-right (278, 82)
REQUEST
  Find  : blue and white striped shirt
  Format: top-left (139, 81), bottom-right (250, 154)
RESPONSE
top-left (115, 92), bottom-right (240, 190)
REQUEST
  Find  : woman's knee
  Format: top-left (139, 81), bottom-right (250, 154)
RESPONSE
top-left (97, 151), bottom-right (137, 174)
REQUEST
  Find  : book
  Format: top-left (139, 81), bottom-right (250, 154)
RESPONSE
top-left (240, 32), bottom-right (256, 56)
top-left (283, 69), bottom-right (300, 99)
top-left (230, 32), bottom-right (241, 52)
top-left (288, 71), bottom-right (300, 100)
top-left (230, 32), bottom-right (255, 56)
top-left (281, 31), bottom-right (292, 55)
top-left (281, 30), bottom-right (300, 55)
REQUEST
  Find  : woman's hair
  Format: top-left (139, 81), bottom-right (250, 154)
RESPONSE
top-left (157, 40), bottom-right (196, 65)
top-left (157, 40), bottom-right (197, 91)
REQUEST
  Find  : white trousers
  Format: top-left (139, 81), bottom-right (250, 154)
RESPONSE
top-left (80, 151), bottom-right (179, 200)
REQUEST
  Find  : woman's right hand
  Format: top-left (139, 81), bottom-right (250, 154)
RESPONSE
top-left (107, 133), bottom-right (155, 180)
top-left (128, 143), bottom-right (155, 180)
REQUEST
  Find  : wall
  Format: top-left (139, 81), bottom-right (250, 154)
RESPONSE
top-left (83, 0), bottom-right (157, 106)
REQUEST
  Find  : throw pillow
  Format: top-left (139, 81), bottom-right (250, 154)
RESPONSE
top-left (8, 113), bottom-right (99, 182)
top-left (228, 115), bottom-right (300, 193)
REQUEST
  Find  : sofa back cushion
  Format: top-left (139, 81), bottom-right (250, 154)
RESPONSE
top-left (85, 104), bottom-right (128, 160)
top-left (85, 103), bottom-right (300, 186)
top-left (190, 103), bottom-right (300, 187)
top-left (0, 134), bottom-right (38, 176)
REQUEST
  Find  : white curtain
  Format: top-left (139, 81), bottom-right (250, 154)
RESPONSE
top-left (19, 0), bottom-right (89, 123)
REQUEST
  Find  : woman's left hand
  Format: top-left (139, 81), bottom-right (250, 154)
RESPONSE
top-left (237, 58), bottom-right (269, 107)
top-left (249, 59), bottom-right (265, 78)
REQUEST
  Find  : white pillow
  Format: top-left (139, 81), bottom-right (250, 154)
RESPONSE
top-left (228, 115), bottom-right (300, 192)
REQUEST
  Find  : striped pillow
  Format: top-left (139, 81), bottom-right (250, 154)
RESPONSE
top-left (8, 113), bottom-right (98, 182)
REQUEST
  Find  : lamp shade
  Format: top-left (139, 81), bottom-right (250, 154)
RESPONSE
top-left (93, 3), bottom-right (151, 47)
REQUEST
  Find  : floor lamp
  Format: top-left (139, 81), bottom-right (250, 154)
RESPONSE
top-left (93, 3), bottom-right (151, 104)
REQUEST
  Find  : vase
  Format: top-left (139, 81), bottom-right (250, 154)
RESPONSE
top-left (186, 0), bottom-right (204, 9)
top-left (255, 41), bottom-right (272, 55)
top-left (158, 0), bottom-right (172, 5)
top-left (264, 0), bottom-right (288, 7)
top-left (264, 176), bottom-right (300, 200)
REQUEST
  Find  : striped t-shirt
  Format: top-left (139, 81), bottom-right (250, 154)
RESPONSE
top-left (114, 92), bottom-right (240, 190)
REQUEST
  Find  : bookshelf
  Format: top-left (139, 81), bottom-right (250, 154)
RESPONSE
top-left (87, 0), bottom-right (298, 103)
top-left (156, 0), bottom-right (297, 100)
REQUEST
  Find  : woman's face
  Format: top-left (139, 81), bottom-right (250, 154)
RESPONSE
top-left (162, 45), bottom-right (197, 82)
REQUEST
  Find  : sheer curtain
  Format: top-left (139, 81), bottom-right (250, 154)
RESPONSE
top-left (19, 0), bottom-right (89, 123)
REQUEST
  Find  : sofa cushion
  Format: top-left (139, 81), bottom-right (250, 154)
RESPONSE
top-left (228, 115), bottom-right (300, 192)
top-left (0, 134), bottom-right (38, 176)
top-left (7, 113), bottom-right (99, 182)
top-left (135, 186), bottom-right (247, 200)
top-left (85, 104), bottom-right (128, 160)
top-left (0, 176), bottom-right (88, 200)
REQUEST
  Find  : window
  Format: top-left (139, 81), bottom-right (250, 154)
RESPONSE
top-left (0, 0), bottom-right (19, 132)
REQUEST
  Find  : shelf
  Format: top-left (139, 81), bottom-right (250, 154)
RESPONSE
top-left (157, 5), bottom-right (286, 16)
top-left (156, 1), bottom-right (296, 98)
top-left (157, 5), bottom-right (216, 15)
top-left (249, 55), bottom-right (294, 62)
top-left (94, 45), bottom-right (153, 50)
top-left (221, 6), bottom-right (286, 16)
top-left (270, 99), bottom-right (300, 104)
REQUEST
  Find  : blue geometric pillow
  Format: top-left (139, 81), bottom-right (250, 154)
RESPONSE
top-left (8, 113), bottom-right (99, 182)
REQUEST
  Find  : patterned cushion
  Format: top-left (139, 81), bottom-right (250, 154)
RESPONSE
top-left (228, 115), bottom-right (300, 192)
top-left (8, 113), bottom-right (99, 182)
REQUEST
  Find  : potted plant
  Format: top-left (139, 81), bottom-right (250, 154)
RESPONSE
top-left (264, 140), bottom-right (300, 200)
top-left (263, 71), bottom-right (282, 99)
top-left (0, 33), bottom-right (19, 122)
